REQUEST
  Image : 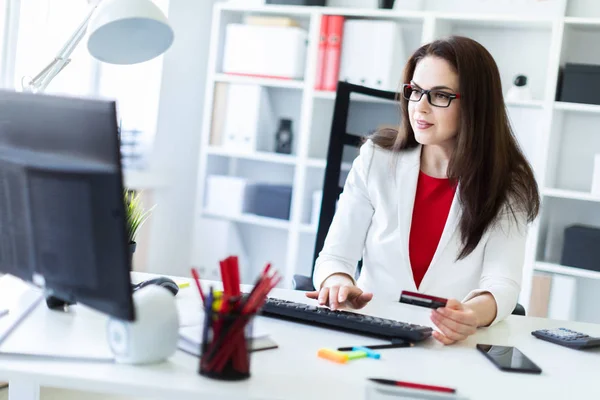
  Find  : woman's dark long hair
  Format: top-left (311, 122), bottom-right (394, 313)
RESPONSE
top-left (371, 36), bottom-right (540, 259)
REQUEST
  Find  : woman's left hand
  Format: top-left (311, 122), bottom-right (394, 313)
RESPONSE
top-left (430, 299), bottom-right (478, 345)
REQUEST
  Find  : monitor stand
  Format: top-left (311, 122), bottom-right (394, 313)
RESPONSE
top-left (45, 295), bottom-right (75, 311)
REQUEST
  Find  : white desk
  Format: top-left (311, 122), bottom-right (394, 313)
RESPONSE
top-left (0, 273), bottom-right (599, 400)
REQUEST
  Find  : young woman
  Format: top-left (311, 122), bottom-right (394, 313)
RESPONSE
top-left (306, 36), bottom-right (540, 345)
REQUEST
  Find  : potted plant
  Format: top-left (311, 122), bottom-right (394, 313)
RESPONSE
top-left (124, 190), bottom-right (155, 268)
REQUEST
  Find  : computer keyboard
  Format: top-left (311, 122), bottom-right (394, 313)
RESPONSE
top-left (260, 297), bottom-right (433, 342)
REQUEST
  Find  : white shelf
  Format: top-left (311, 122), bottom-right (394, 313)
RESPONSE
top-left (306, 158), bottom-right (352, 171)
top-left (564, 17), bottom-right (600, 26)
top-left (202, 210), bottom-right (290, 230)
top-left (321, 7), bottom-right (424, 20)
top-left (313, 90), bottom-right (397, 104)
top-left (206, 146), bottom-right (298, 165)
top-left (218, 3), bottom-right (314, 16)
top-left (299, 224), bottom-right (317, 234)
top-left (554, 102), bottom-right (600, 114)
top-left (542, 188), bottom-right (600, 203)
top-left (535, 262), bottom-right (600, 280)
top-left (505, 99), bottom-right (545, 109)
top-left (214, 73), bottom-right (305, 89)
top-left (436, 13), bottom-right (553, 29)
top-left (123, 170), bottom-right (167, 190)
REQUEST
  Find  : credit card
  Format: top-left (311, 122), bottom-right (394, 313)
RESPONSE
top-left (399, 290), bottom-right (448, 309)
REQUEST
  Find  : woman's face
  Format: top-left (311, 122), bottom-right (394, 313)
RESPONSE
top-left (407, 56), bottom-right (461, 149)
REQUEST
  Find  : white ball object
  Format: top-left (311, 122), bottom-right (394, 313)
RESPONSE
top-left (107, 284), bottom-right (179, 364)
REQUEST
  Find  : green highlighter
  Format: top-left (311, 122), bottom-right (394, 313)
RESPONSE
top-left (347, 350), bottom-right (368, 360)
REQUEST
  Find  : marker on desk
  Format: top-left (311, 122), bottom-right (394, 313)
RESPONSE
top-left (351, 346), bottom-right (381, 359)
top-left (369, 378), bottom-right (456, 394)
top-left (337, 341), bottom-right (412, 352)
top-left (318, 348), bottom-right (349, 364)
top-left (177, 282), bottom-right (190, 289)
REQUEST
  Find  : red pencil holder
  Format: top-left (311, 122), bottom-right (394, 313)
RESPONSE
top-left (199, 309), bottom-right (254, 381)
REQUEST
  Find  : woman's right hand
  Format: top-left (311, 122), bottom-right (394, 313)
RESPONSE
top-left (305, 274), bottom-right (373, 310)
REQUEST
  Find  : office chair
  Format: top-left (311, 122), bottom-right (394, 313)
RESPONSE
top-left (292, 81), bottom-right (527, 317)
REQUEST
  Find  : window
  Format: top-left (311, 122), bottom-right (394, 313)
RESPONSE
top-left (13, 0), bottom-right (97, 96)
top-left (0, 0), bottom-right (8, 86)
top-left (98, 0), bottom-right (169, 169)
top-left (11, 0), bottom-right (169, 169)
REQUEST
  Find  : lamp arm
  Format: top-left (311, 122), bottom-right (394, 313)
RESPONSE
top-left (22, 4), bottom-right (99, 93)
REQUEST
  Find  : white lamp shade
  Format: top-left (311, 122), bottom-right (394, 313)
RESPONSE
top-left (87, 0), bottom-right (174, 65)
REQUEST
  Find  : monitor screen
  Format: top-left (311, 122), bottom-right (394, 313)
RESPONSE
top-left (0, 90), bottom-right (134, 321)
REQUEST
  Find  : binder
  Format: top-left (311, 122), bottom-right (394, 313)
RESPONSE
top-left (322, 15), bottom-right (345, 92)
top-left (209, 82), bottom-right (228, 146)
top-left (339, 20), bottom-right (405, 91)
top-left (221, 84), bottom-right (276, 153)
top-left (314, 15), bottom-right (329, 90)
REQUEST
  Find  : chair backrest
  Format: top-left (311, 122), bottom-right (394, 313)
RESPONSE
top-left (311, 81), bottom-right (398, 280)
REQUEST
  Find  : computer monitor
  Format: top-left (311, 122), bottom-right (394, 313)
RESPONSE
top-left (0, 90), bottom-right (134, 321)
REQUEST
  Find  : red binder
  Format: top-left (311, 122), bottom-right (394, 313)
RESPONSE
top-left (322, 15), bottom-right (345, 92)
top-left (314, 15), bottom-right (330, 90)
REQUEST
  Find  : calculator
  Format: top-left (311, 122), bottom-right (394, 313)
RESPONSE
top-left (531, 328), bottom-right (600, 350)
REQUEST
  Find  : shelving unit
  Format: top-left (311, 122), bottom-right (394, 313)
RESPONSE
top-left (542, 187), bottom-right (600, 202)
top-left (535, 262), bottom-right (600, 280)
top-left (190, 0), bottom-right (600, 324)
top-left (202, 209), bottom-right (291, 230)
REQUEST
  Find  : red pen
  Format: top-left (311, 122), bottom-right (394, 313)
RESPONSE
top-left (190, 267), bottom-right (206, 304)
top-left (369, 378), bottom-right (456, 394)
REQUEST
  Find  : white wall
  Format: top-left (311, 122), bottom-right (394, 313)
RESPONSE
top-left (146, 0), bottom-right (218, 276)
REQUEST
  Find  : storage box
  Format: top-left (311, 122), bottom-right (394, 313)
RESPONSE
top-left (223, 24), bottom-right (308, 80)
top-left (560, 225), bottom-right (600, 272)
top-left (243, 184), bottom-right (293, 220)
top-left (205, 175), bottom-right (248, 216)
top-left (558, 63), bottom-right (600, 105)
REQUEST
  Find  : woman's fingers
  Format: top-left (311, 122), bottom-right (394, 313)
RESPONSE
top-left (338, 286), bottom-right (351, 303)
top-left (432, 330), bottom-right (455, 345)
top-left (328, 286), bottom-right (340, 310)
top-left (436, 307), bottom-right (476, 326)
top-left (307, 286), bottom-right (373, 310)
top-left (352, 292), bottom-right (374, 309)
top-left (430, 313), bottom-right (468, 341)
top-left (433, 310), bottom-right (476, 335)
top-left (305, 291), bottom-right (319, 299)
top-left (317, 287), bottom-right (329, 306)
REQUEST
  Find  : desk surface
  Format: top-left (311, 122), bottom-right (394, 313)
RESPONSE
top-left (0, 273), bottom-right (599, 400)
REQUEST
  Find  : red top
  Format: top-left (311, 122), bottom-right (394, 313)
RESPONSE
top-left (409, 171), bottom-right (457, 289)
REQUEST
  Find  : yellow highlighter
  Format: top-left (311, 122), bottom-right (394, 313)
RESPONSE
top-left (177, 282), bottom-right (190, 289)
top-left (318, 348), bottom-right (349, 364)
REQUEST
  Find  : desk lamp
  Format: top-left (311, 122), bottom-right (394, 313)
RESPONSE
top-left (22, 0), bottom-right (174, 93)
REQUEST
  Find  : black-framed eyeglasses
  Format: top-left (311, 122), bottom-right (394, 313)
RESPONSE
top-left (401, 84), bottom-right (460, 108)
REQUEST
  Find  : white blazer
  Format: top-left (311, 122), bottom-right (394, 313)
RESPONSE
top-left (313, 140), bottom-right (529, 325)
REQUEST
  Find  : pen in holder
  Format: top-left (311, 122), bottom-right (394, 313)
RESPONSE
top-left (194, 257), bottom-right (281, 382)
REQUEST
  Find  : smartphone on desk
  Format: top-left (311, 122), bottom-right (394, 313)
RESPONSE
top-left (476, 344), bottom-right (542, 374)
